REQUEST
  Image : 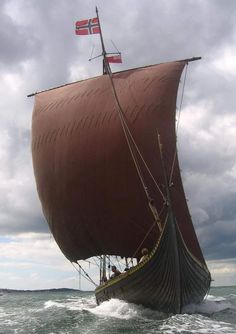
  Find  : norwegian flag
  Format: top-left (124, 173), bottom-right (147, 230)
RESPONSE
top-left (106, 54), bottom-right (122, 63)
top-left (75, 18), bottom-right (100, 35)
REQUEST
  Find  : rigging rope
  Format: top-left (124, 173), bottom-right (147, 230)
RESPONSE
top-left (71, 261), bottom-right (98, 287)
top-left (83, 258), bottom-right (100, 268)
top-left (104, 254), bottom-right (126, 271)
top-left (122, 114), bottom-right (166, 203)
top-left (129, 205), bottom-right (166, 263)
top-left (115, 256), bottom-right (123, 271)
top-left (169, 63), bottom-right (189, 184)
top-left (106, 69), bottom-right (166, 225)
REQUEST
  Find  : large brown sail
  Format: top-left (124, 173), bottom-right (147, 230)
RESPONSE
top-left (31, 60), bottom-right (205, 264)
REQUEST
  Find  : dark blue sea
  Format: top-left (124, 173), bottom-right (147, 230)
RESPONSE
top-left (0, 286), bottom-right (236, 333)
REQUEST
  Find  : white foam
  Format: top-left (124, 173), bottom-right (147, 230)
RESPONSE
top-left (207, 294), bottom-right (226, 301)
top-left (86, 298), bottom-right (236, 333)
top-left (66, 296), bottom-right (96, 311)
top-left (183, 294), bottom-right (232, 315)
top-left (43, 295), bottom-right (96, 311)
top-left (86, 298), bottom-right (167, 320)
top-left (0, 309), bottom-right (7, 319)
top-left (160, 314), bottom-right (236, 334)
top-left (87, 298), bottom-right (139, 319)
top-left (44, 300), bottom-right (65, 309)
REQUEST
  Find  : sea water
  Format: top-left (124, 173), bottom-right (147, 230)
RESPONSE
top-left (0, 286), bottom-right (236, 334)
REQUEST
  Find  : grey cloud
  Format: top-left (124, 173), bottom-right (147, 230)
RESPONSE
top-left (179, 130), bottom-right (236, 176)
top-left (0, 2), bottom-right (41, 71)
top-left (197, 219), bottom-right (236, 260)
top-left (103, 0), bottom-right (236, 67)
top-left (181, 168), bottom-right (236, 260)
top-left (187, 65), bottom-right (236, 117)
top-left (0, 125), bottom-right (47, 235)
top-left (0, 213), bottom-right (49, 235)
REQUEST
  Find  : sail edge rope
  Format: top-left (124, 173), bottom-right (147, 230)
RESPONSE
top-left (169, 63), bottom-right (189, 185)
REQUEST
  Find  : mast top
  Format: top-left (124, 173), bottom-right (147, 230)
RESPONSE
top-left (95, 6), bottom-right (111, 74)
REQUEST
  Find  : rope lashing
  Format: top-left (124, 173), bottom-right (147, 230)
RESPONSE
top-left (148, 198), bottom-right (162, 232)
top-left (71, 261), bottom-right (98, 287)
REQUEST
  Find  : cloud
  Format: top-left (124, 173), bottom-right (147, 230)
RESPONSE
top-left (0, 2), bottom-right (38, 71)
top-left (208, 258), bottom-right (236, 286)
top-left (0, 234), bottom-right (95, 290)
top-left (176, 99), bottom-right (236, 261)
top-left (0, 124), bottom-right (47, 235)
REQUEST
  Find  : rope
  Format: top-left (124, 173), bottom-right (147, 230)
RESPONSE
top-left (105, 255), bottom-right (117, 268)
top-left (128, 211), bottom-right (169, 267)
top-left (83, 258), bottom-right (100, 268)
top-left (169, 63), bottom-right (188, 184)
top-left (122, 115), bottom-right (166, 202)
top-left (106, 70), bottom-right (166, 224)
top-left (105, 255), bottom-right (125, 270)
top-left (115, 256), bottom-right (123, 271)
top-left (71, 261), bottom-right (98, 287)
top-left (71, 262), bottom-right (89, 285)
top-left (130, 220), bottom-right (157, 261)
top-left (129, 204), bottom-right (166, 264)
top-left (89, 44), bottom-right (95, 61)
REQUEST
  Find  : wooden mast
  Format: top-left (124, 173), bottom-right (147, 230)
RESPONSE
top-left (95, 6), bottom-right (111, 75)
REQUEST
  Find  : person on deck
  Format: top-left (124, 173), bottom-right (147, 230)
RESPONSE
top-left (139, 248), bottom-right (149, 263)
top-left (110, 265), bottom-right (121, 278)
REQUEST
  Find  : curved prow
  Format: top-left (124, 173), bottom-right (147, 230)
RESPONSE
top-left (157, 133), bottom-right (182, 312)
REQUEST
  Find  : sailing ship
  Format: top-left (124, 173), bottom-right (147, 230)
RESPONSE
top-left (30, 8), bottom-right (211, 313)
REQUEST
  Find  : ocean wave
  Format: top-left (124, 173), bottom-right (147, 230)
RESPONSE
top-left (86, 298), bottom-right (140, 319)
top-left (160, 314), bottom-right (236, 334)
top-left (80, 298), bottom-right (236, 333)
top-left (183, 294), bottom-right (234, 315)
top-left (43, 295), bottom-right (96, 311)
top-left (0, 308), bottom-right (6, 319)
top-left (43, 292), bottom-right (235, 319)
top-left (44, 300), bottom-right (66, 309)
top-left (2, 291), bottom-right (236, 334)
top-left (86, 298), bottom-right (168, 320)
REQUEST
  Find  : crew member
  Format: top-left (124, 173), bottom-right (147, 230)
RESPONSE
top-left (139, 248), bottom-right (149, 263)
top-left (110, 265), bottom-right (121, 278)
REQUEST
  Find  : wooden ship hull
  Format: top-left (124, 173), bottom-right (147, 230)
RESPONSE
top-left (95, 215), bottom-right (211, 313)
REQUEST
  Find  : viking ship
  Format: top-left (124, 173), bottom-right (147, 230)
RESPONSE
top-left (30, 9), bottom-right (211, 313)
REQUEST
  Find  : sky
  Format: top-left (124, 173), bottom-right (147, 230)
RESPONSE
top-left (0, 0), bottom-right (236, 291)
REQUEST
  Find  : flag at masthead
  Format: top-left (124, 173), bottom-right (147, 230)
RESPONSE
top-left (75, 7), bottom-right (122, 75)
top-left (75, 18), bottom-right (100, 35)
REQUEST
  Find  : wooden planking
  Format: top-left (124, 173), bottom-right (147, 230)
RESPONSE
top-left (95, 217), bottom-right (211, 313)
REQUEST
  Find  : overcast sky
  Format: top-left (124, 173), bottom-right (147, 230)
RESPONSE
top-left (0, 0), bottom-right (236, 291)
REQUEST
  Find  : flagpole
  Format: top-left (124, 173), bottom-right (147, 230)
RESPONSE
top-left (96, 6), bottom-right (111, 75)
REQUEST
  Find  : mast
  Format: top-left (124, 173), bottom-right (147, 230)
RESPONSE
top-left (96, 7), bottom-right (110, 283)
top-left (96, 7), bottom-right (111, 75)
